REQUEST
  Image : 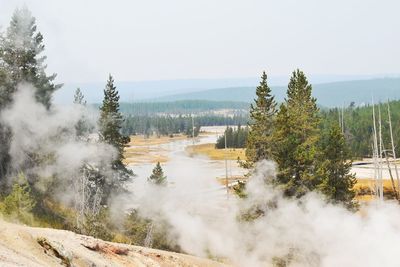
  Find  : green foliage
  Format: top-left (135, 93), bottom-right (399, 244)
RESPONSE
top-left (0, 7), bottom-right (61, 108)
top-left (233, 180), bottom-right (247, 198)
top-left (73, 88), bottom-right (92, 138)
top-left (118, 100), bottom-right (249, 115)
top-left (31, 198), bottom-right (77, 230)
top-left (148, 162), bottom-right (167, 186)
top-left (73, 87), bottom-right (86, 105)
top-left (81, 208), bottom-right (114, 241)
top-left (184, 117), bottom-right (200, 138)
top-left (0, 124), bottom-right (11, 182)
top-left (320, 100), bottom-right (400, 159)
top-left (0, 173), bottom-right (36, 224)
top-left (317, 122), bottom-right (357, 209)
top-left (99, 74), bottom-right (129, 168)
top-left (272, 70), bottom-right (321, 197)
top-left (123, 210), bottom-right (180, 251)
top-left (0, 7), bottom-right (61, 184)
top-left (245, 71), bottom-right (277, 168)
top-left (216, 125), bottom-right (249, 149)
top-left (121, 114), bottom-right (247, 137)
top-left (98, 74), bottom-right (132, 199)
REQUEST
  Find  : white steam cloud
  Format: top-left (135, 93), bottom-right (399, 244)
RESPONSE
top-left (132, 160), bottom-right (400, 267)
top-left (0, 84), bottom-right (117, 199)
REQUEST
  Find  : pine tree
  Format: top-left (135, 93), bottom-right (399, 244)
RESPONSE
top-left (0, 7), bottom-right (61, 108)
top-left (148, 162), bottom-right (167, 186)
top-left (0, 7), bottom-right (60, 184)
top-left (99, 74), bottom-right (130, 170)
top-left (73, 88), bottom-right (91, 138)
top-left (272, 69), bottom-right (320, 197)
top-left (317, 122), bottom-right (357, 209)
top-left (0, 173), bottom-right (36, 223)
top-left (244, 71), bottom-right (276, 168)
top-left (73, 88), bottom-right (86, 105)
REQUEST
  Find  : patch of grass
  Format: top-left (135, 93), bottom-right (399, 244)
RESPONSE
top-left (31, 198), bottom-right (77, 230)
top-left (124, 144), bottom-right (169, 166)
top-left (354, 178), bottom-right (399, 201)
top-left (128, 134), bottom-right (187, 146)
top-left (186, 143), bottom-right (246, 161)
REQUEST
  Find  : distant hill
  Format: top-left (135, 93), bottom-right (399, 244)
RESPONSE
top-left (53, 75), bottom-right (397, 105)
top-left (150, 78), bottom-right (400, 107)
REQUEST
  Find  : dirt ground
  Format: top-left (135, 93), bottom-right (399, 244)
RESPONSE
top-left (0, 219), bottom-right (229, 267)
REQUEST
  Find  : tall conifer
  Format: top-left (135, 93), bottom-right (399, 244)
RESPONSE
top-left (148, 162), bottom-right (167, 186)
top-left (0, 7), bottom-right (61, 108)
top-left (244, 71), bottom-right (276, 168)
top-left (317, 122), bottom-right (357, 208)
top-left (99, 74), bottom-right (130, 171)
top-left (272, 69), bottom-right (320, 197)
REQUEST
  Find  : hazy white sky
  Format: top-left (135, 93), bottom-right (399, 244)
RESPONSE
top-left (1, 0), bottom-right (399, 83)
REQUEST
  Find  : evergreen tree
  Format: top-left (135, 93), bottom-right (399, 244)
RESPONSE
top-left (99, 74), bottom-right (130, 171)
top-left (0, 173), bottom-right (36, 223)
top-left (98, 75), bottom-right (132, 202)
top-left (244, 71), bottom-right (276, 168)
top-left (73, 88), bottom-right (91, 138)
top-left (0, 8), bottom-right (60, 184)
top-left (0, 7), bottom-right (61, 108)
top-left (216, 125), bottom-right (249, 149)
top-left (0, 123), bottom-right (11, 182)
top-left (317, 122), bottom-right (357, 209)
top-left (272, 69), bottom-right (320, 197)
top-left (148, 162), bottom-right (167, 186)
top-left (73, 87), bottom-right (86, 105)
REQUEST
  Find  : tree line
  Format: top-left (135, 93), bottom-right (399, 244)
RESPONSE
top-left (215, 125), bottom-right (249, 149)
top-left (117, 100), bottom-right (249, 115)
top-left (121, 114), bottom-right (247, 137)
top-left (320, 101), bottom-right (400, 159)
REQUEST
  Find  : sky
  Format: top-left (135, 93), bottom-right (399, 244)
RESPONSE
top-left (1, 0), bottom-right (400, 84)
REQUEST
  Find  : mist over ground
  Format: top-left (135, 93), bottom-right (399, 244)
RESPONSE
top-left (126, 159), bottom-right (400, 267)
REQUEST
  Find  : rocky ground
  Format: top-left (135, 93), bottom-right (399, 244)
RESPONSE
top-left (0, 220), bottom-right (228, 267)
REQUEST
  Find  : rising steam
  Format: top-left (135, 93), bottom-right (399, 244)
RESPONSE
top-left (133, 160), bottom-right (400, 267)
top-left (0, 84), bottom-right (117, 202)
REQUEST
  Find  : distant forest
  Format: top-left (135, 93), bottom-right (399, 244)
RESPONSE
top-left (321, 100), bottom-right (400, 158)
top-left (121, 114), bottom-right (249, 137)
top-left (116, 100), bottom-right (249, 115)
top-left (209, 99), bottom-right (400, 159)
top-left (116, 91), bottom-right (400, 160)
top-left (215, 125), bottom-right (249, 149)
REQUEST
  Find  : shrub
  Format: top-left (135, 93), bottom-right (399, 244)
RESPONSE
top-left (0, 173), bottom-right (36, 224)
